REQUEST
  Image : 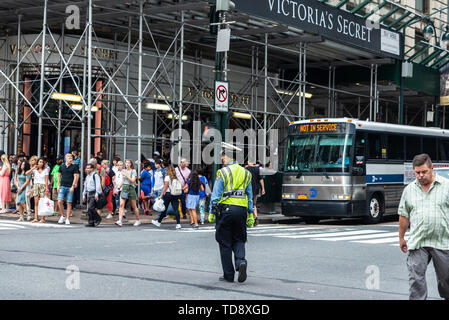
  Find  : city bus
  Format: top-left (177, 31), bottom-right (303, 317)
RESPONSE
top-left (281, 118), bottom-right (449, 224)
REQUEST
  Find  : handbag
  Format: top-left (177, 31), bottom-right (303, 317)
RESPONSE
top-left (152, 198), bottom-right (165, 212)
top-left (121, 191), bottom-right (129, 199)
top-left (38, 197), bottom-right (54, 216)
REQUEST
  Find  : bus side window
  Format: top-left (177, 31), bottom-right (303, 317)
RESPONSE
top-left (355, 132), bottom-right (366, 158)
top-left (388, 134), bottom-right (404, 160)
top-left (423, 138), bottom-right (437, 160)
top-left (439, 139), bottom-right (449, 161)
top-left (406, 136), bottom-right (422, 160)
top-left (368, 133), bottom-right (382, 159)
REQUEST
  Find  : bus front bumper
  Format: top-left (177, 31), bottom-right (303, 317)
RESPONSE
top-left (281, 200), bottom-right (354, 218)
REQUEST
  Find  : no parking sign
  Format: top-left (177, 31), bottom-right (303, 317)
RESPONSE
top-left (215, 80), bottom-right (229, 112)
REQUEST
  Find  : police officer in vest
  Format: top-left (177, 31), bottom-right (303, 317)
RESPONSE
top-left (208, 142), bottom-right (255, 283)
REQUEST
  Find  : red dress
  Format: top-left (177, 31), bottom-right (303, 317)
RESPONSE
top-left (0, 168), bottom-right (11, 202)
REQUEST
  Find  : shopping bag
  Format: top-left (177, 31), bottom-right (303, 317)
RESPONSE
top-left (152, 198), bottom-right (165, 212)
top-left (38, 197), bottom-right (54, 216)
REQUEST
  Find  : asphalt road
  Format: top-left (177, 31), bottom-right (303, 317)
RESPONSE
top-left (0, 217), bottom-right (443, 300)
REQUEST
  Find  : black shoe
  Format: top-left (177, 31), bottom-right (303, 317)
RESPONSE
top-left (94, 219), bottom-right (102, 227)
top-left (238, 262), bottom-right (247, 283)
top-left (85, 223), bottom-right (95, 227)
top-left (219, 276), bottom-right (234, 283)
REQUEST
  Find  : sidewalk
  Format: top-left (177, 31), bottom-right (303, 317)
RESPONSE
top-left (0, 203), bottom-right (296, 226)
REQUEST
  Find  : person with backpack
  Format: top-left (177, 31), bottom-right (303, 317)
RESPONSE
top-left (151, 165), bottom-right (183, 229)
top-left (115, 159), bottom-right (141, 227)
top-left (90, 158), bottom-right (106, 218)
top-left (196, 167), bottom-right (210, 225)
top-left (183, 170), bottom-right (204, 229)
top-left (83, 164), bottom-right (102, 227)
top-left (101, 160), bottom-right (115, 218)
top-left (176, 158), bottom-right (190, 219)
top-left (151, 159), bottom-right (165, 218)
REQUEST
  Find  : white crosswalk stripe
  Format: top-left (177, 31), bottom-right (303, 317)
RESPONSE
top-left (177, 224), bottom-right (408, 246)
top-left (0, 220), bottom-right (73, 231)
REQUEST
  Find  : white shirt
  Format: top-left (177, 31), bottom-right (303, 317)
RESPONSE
top-left (114, 171), bottom-right (123, 193)
top-left (153, 170), bottom-right (164, 191)
top-left (33, 169), bottom-right (48, 185)
top-left (164, 176), bottom-right (171, 193)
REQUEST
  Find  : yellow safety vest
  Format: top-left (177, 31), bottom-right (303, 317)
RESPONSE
top-left (217, 163), bottom-right (252, 208)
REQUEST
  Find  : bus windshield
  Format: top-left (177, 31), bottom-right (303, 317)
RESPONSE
top-left (285, 134), bottom-right (353, 173)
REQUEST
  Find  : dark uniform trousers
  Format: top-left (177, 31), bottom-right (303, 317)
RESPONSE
top-left (215, 204), bottom-right (248, 281)
top-left (87, 191), bottom-right (101, 225)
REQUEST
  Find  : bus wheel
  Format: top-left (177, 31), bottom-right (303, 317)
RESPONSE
top-left (363, 195), bottom-right (383, 224)
top-left (303, 217), bottom-right (320, 224)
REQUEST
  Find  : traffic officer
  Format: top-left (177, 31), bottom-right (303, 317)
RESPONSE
top-left (208, 142), bottom-right (255, 283)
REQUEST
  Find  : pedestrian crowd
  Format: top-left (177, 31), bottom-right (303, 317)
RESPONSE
top-left (0, 149), bottom-right (267, 229)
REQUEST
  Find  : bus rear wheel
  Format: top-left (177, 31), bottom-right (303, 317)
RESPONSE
top-left (363, 195), bottom-right (383, 224)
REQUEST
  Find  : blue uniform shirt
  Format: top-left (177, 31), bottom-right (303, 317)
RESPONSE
top-left (209, 161), bottom-right (254, 214)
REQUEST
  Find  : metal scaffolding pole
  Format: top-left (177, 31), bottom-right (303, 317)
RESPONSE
top-left (87, 0), bottom-right (93, 159)
top-left (370, 64), bottom-right (374, 121)
top-left (263, 33), bottom-right (268, 165)
top-left (137, 0), bottom-right (143, 189)
top-left (124, 16), bottom-right (132, 160)
top-left (14, 14), bottom-right (21, 155)
top-left (177, 10), bottom-right (184, 165)
top-left (80, 14), bottom-right (88, 205)
top-left (37, 0), bottom-right (48, 158)
top-left (57, 22), bottom-right (64, 156)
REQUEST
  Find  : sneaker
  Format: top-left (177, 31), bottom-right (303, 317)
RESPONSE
top-left (106, 213), bottom-right (113, 219)
top-left (115, 220), bottom-right (123, 227)
top-left (65, 219), bottom-right (70, 225)
top-left (133, 220), bottom-right (142, 227)
top-left (123, 215), bottom-right (128, 222)
top-left (58, 216), bottom-right (66, 224)
top-left (176, 224), bottom-right (182, 229)
top-left (151, 220), bottom-right (161, 227)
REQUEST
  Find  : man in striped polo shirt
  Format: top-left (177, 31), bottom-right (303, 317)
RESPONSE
top-left (398, 153), bottom-right (449, 300)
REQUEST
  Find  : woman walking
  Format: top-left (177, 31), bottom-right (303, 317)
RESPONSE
top-left (14, 161), bottom-right (31, 221)
top-left (30, 158), bottom-right (49, 223)
top-left (0, 154), bottom-right (12, 213)
top-left (115, 159), bottom-right (141, 227)
top-left (25, 156), bottom-right (37, 219)
top-left (196, 167), bottom-right (209, 225)
top-left (151, 159), bottom-right (165, 218)
top-left (140, 162), bottom-right (153, 215)
top-left (101, 160), bottom-right (115, 216)
top-left (183, 170), bottom-right (204, 229)
top-left (151, 165), bottom-right (183, 230)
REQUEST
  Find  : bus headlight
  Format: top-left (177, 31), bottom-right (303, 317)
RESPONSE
top-left (282, 194), bottom-right (294, 199)
top-left (332, 194), bottom-right (351, 200)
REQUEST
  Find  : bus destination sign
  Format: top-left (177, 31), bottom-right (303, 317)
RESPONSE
top-left (289, 122), bottom-right (350, 135)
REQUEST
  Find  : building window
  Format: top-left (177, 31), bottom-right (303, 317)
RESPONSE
top-left (416, 0), bottom-right (430, 14)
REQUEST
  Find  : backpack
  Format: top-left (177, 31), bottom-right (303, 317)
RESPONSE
top-left (170, 177), bottom-right (182, 196)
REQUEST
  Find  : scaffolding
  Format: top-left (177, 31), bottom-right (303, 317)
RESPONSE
top-left (0, 0), bottom-right (444, 200)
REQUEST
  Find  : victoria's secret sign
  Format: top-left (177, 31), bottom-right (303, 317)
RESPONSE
top-left (233, 0), bottom-right (402, 59)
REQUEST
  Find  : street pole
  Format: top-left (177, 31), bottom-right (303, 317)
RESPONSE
top-left (212, 9), bottom-right (229, 185)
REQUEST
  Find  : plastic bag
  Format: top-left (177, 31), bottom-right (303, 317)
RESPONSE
top-left (38, 197), bottom-right (54, 216)
top-left (152, 198), bottom-right (165, 212)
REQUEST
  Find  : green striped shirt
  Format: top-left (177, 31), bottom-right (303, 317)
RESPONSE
top-left (398, 174), bottom-right (449, 250)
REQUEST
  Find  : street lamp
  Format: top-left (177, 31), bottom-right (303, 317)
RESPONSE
top-left (422, 19), bottom-right (449, 49)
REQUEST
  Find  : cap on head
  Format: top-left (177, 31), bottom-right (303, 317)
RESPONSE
top-left (56, 155), bottom-right (64, 160)
top-left (153, 151), bottom-right (161, 157)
